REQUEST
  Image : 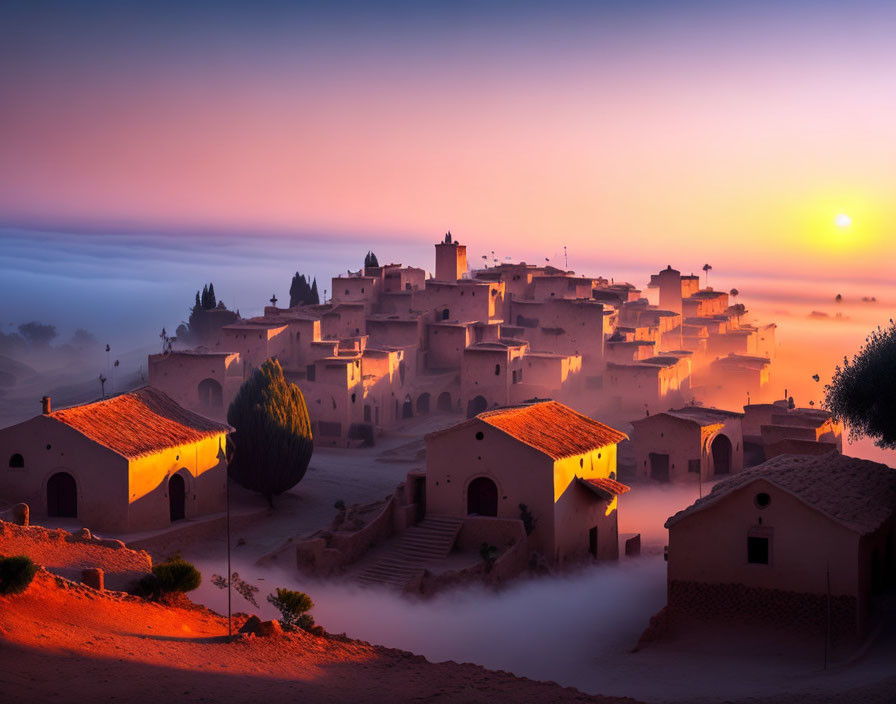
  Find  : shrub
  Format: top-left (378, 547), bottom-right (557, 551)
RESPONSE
top-left (480, 543), bottom-right (499, 573)
top-left (151, 557), bottom-right (201, 594)
top-left (0, 555), bottom-right (38, 595)
top-left (267, 588), bottom-right (315, 631)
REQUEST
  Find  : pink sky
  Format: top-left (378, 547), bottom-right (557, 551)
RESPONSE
top-left (2, 2), bottom-right (895, 277)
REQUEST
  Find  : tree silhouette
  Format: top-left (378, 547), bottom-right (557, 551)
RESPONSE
top-left (702, 263), bottom-right (712, 288)
top-left (825, 320), bottom-right (896, 448)
top-left (227, 359), bottom-right (314, 506)
top-left (289, 273), bottom-right (319, 307)
top-left (364, 251), bottom-right (379, 268)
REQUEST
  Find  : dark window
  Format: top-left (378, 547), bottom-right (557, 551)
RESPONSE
top-left (475, 431), bottom-right (484, 440)
top-left (755, 492), bottom-right (771, 509)
top-left (688, 459), bottom-right (701, 473)
top-left (747, 536), bottom-right (769, 564)
top-left (351, 393), bottom-right (356, 403)
top-left (306, 364), bottom-right (316, 381)
top-left (494, 364), bottom-right (501, 376)
top-left (9, 453), bottom-right (24, 468)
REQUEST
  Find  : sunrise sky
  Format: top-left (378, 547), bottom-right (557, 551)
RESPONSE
top-left (2, 0), bottom-right (895, 277)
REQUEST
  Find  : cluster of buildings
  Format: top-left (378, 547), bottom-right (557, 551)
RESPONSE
top-left (148, 237), bottom-right (778, 447)
top-left (0, 232), bottom-right (890, 643)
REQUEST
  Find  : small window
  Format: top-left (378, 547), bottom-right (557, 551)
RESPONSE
top-left (494, 364), bottom-right (501, 376)
top-left (755, 492), bottom-right (771, 509)
top-left (688, 459), bottom-right (701, 474)
top-left (9, 453), bottom-right (24, 468)
top-left (475, 431), bottom-right (484, 441)
top-left (351, 393), bottom-right (356, 403)
top-left (306, 364), bottom-right (316, 382)
top-left (344, 289), bottom-right (349, 295)
top-left (579, 458), bottom-right (584, 468)
top-left (747, 536), bottom-right (769, 564)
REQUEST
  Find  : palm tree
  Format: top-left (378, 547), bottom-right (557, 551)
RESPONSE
top-left (702, 263), bottom-right (712, 288)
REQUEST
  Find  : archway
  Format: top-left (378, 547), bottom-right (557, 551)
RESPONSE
top-left (47, 472), bottom-right (77, 518)
top-left (467, 476), bottom-right (498, 517)
top-left (711, 434), bottom-right (732, 476)
top-left (466, 395), bottom-right (488, 418)
top-left (416, 393), bottom-right (431, 415)
top-left (437, 391), bottom-right (452, 412)
top-left (169, 474), bottom-right (186, 522)
top-left (402, 394), bottom-right (414, 419)
top-left (198, 378), bottom-right (223, 409)
top-left (9, 453), bottom-right (24, 468)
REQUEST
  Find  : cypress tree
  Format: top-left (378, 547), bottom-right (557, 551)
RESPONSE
top-left (310, 278), bottom-right (320, 304)
top-left (207, 283), bottom-right (217, 310)
top-left (201, 284), bottom-right (209, 310)
top-left (227, 359), bottom-right (314, 506)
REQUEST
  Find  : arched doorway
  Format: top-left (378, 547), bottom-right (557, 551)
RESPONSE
top-left (711, 435), bottom-right (732, 476)
top-left (437, 392), bottom-right (452, 412)
top-left (169, 474), bottom-right (186, 522)
top-left (467, 476), bottom-right (498, 517)
top-left (47, 472), bottom-right (77, 518)
top-left (198, 378), bottom-right (223, 409)
top-left (416, 393), bottom-right (431, 415)
top-left (466, 395), bottom-right (488, 418)
top-left (402, 394), bottom-right (414, 419)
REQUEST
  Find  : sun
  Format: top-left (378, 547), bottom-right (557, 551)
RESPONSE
top-left (834, 213), bottom-right (852, 229)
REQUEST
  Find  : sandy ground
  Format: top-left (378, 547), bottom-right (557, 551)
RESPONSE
top-left (0, 571), bottom-right (635, 704)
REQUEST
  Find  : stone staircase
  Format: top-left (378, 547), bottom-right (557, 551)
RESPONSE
top-left (356, 515), bottom-right (464, 589)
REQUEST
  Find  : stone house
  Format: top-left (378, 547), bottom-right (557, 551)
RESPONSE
top-left (0, 388), bottom-right (230, 532)
top-left (664, 453), bottom-right (896, 636)
top-left (425, 401), bottom-right (629, 564)
top-left (630, 406), bottom-right (744, 482)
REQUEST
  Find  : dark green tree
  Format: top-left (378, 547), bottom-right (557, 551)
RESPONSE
top-left (201, 284), bottom-right (209, 309)
top-left (195, 291), bottom-right (201, 309)
top-left (18, 321), bottom-right (58, 347)
top-left (227, 358), bottom-right (314, 506)
top-left (206, 283), bottom-right (217, 309)
top-left (364, 251), bottom-right (379, 268)
top-left (825, 320), bottom-right (896, 448)
top-left (310, 277), bottom-right (320, 304)
top-left (267, 588), bottom-right (315, 631)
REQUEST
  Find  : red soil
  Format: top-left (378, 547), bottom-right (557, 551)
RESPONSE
top-left (0, 572), bottom-right (639, 704)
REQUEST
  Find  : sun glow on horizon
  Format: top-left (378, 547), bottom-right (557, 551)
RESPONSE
top-left (835, 213), bottom-right (852, 228)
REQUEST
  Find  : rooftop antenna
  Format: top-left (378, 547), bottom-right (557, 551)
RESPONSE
top-left (564, 246), bottom-right (568, 270)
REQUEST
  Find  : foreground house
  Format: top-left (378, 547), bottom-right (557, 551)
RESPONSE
top-left (664, 453), bottom-right (896, 637)
top-left (0, 388), bottom-right (231, 532)
top-left (425, 400), bottom-right (629, 564)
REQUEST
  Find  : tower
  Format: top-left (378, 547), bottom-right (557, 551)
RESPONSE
top-left (434, 232), bottom-right (467, 282)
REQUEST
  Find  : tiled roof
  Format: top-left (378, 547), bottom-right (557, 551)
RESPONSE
top-left (578, 477), bottom-right (631, 500)
top-left (476, 401), bottom-right (628, 459)
top-left (48, 387), bottom-right (231, 459)
top-left (665, 452), bottom-right (896, 535)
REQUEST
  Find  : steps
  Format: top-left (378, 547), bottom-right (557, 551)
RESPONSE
top-left (356, 515), bottom-right (463, 589)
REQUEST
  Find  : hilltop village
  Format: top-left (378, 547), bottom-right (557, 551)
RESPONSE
top-left (148, 235), bottom-right (777, 441)
top-left (2, 233), bottom-right (894, 703)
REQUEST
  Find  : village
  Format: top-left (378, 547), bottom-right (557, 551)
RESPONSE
top-left (2, 232), bottom-right (894, 703)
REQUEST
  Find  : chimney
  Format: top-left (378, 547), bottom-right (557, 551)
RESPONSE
top-left (41, 396), bottom-right (51, 415)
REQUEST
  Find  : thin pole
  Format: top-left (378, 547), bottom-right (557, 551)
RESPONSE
top-left (226, 460), bottom-right (232, 638)
top-left (824, 562), bottom-right (831, 669)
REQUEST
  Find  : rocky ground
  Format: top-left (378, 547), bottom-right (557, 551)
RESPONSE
top-left (0, 570), bottom-right (638, 704)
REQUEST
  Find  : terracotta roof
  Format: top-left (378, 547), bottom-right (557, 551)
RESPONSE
top-left (475, 401), bottom-right (628, 459)
top-left (48, 387), bottom-right (231, 459)
top-left (578, 476), bottom-right (631, 500)
top-left (665, 453), bottom-right (896, 535)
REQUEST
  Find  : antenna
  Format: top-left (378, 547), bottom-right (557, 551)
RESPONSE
top-left (564, 246), bottom-right (568, 270)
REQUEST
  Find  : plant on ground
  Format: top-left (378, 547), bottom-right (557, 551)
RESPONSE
top-left (137, 556), bottom-right (202, 599)
top-left (480, 542), bottom-right (499, 573)
top-left (267, 588), bottom-right (315, 631)
top-left (227, 358), bottom-right (314, 507)
top-left (0, 555), bottom-right (38, 595)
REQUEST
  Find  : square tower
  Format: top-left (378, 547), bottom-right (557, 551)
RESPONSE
top-left (435, 235), bottom-right (467, 282)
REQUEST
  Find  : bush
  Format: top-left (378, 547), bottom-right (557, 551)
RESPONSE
top-left (267, 588), bottom-right (315, 631)
top-left (150, 557), bottom-right (201, 595)
top-left (0, 555), bottom-right (38, 595)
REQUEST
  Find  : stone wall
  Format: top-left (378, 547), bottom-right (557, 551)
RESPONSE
top-left (668, 580), bottom-right (859, 638)
top-left (0, 519), bottom-right (152, 592)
